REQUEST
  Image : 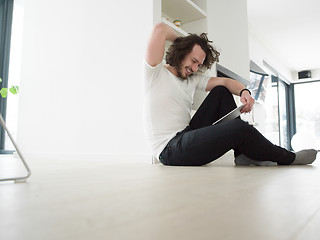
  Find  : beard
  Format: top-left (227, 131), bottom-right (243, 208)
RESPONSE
top-left (176, 65), bottom-right (192, 80)
top-left (176, 69), bottom-right (187, 79)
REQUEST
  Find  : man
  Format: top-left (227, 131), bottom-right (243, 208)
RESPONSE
top-left (143, 22), bottom-right (317, 166)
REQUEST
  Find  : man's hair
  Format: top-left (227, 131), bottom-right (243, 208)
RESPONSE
top-left (165, 33), bottom-right (220, 72)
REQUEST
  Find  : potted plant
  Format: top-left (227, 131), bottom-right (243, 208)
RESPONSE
top-left (0, 77), bottom-right (19, 97)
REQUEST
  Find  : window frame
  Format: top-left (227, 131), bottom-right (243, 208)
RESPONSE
top-left (0, 0), bottom-right (14, 153)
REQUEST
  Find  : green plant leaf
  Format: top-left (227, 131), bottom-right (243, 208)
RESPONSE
top-left (0, 88), bottom-right (8, 98)
top-left (9, 86), bottom-right (19, 95)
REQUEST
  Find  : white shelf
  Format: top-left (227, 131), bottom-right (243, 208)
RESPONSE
top-left (162, 18), bottom-right (188, 36)
top-left (162, 0), bottom-right (206, 24)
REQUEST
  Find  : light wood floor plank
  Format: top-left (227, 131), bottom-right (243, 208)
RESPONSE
top-left (1, 153), bottom-right (320, 240)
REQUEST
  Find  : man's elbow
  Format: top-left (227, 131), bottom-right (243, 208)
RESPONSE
top-left (153, 22), bottom-right (166, 34)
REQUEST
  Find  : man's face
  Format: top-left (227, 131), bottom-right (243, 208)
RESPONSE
top-left (177, 44), bottom-right (206, 79)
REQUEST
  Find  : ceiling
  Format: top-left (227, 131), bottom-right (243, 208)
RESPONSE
top-left (247, 0), bottom-right (320, 73)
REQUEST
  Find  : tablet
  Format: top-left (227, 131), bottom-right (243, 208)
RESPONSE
top-left (212, 104), bottom-right (244, 125)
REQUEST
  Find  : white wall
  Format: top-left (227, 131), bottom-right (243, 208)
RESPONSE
top-left (248, 26), bottom-right (293, 82)
top-left (18, 0), bottom-right (153, 159)
top-left (207, 0), bottom-right (250, 81)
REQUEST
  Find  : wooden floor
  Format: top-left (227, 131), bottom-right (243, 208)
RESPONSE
top-left (1, 152), bottom-right (320, 240)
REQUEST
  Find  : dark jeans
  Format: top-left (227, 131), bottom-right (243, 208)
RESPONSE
top-left (159, 86), bottom-right (295, 166)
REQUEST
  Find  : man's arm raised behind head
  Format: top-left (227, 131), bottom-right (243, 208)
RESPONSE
top-left (145, 23), bottom-right (178, 67)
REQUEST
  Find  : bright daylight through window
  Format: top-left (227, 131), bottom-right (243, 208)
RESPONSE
top-left (292, 81), bottom-right (320, 151)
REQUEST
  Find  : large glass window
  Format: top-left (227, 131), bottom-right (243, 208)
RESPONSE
top-left (254, 75), bottom-right (291, 149)
top-left (0, 0), bottom-right (22, 152)
top-left (278, 79), bottom-right (289, 149)
top-left (5, 0), bottom-right (23, 150)
top-left (293, 81), bottom-right (320, 150)
top-left (0, 0), bottom-right (14, 153)
top-left (248, 61), bottom-right (294, 150)
top-left (247, 61), bottom-right (293, 147)
top-left (264, 76), bottom-right (280, 145)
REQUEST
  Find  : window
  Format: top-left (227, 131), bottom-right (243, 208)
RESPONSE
top-left (260, 75), bottom-right (279, 145)
top-left (250, 62), bottom-right (319, 151)
top-left (0, 0), bottom-right (22, 153)
top-left (248, 61), bottom-right (282, 146)
top-left (278, 78), bottom-right (290, 149)
top-left (5, 0), bottom-right (23, 151)
top-left (248, 69), bottom-right (293, 149)
top-left (293, 81), bottom-right (320, 150)
top-left (0, 0), bottom-right (14, 153)
top-left (263, 76), bottom-right (291, 149)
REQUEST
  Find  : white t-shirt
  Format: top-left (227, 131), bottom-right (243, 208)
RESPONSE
top-left (143, 60), bottom-right (210, 159)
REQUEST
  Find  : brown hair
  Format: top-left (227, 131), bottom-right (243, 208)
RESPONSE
top-left (165, 33), bottom-right (220, 72)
